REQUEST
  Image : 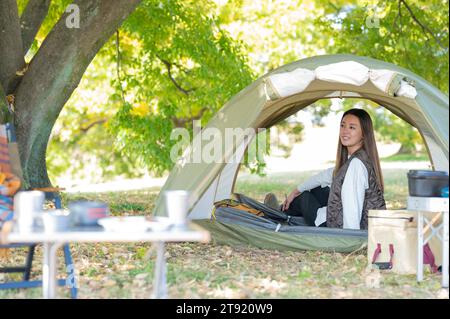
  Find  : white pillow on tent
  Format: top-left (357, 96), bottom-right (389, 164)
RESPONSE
top-left (265, 61), bottom-right (418, 100)
top-left (264, 68), bottom-right (315, 99)
top-left (315, 61), bottom-right (370, 86)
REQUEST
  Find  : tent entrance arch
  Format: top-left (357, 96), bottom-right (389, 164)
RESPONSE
top-left (153, 54), bottom-right (449, 252)
top-left (189, 89), bottom-right (445, 221)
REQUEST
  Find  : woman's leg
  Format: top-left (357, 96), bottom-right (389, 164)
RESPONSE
top-left (285, 186), bottom-right (330, 226)
top-left (310, 186), bottom-right (330, 207)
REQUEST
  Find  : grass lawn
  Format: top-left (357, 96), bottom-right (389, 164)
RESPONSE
top-left (0, 167), bottom-right (447, 299)
top-left (381, 152), bottom-right (429, 162)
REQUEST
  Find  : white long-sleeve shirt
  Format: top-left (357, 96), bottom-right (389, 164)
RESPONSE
top-left (297, 158), bottom-right (369, 229)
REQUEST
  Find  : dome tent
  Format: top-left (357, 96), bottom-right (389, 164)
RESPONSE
top-left (153, 54), bottom-right (449, 252)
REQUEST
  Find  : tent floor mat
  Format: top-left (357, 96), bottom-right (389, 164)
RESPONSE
top-left (194, 219), bottom-right (367, 253)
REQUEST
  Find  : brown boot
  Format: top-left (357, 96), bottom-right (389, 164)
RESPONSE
top-left (264, 193), bottom-right (279, 210)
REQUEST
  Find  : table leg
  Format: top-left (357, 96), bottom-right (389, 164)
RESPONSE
top-left (152, 241), bottom-right (167, 299)
top-left (42, 242), bottom-right (63, 299)
top-left (443, 212), bottom-right (448, 288)
top-left (417, 211), bottom-right (423, 282)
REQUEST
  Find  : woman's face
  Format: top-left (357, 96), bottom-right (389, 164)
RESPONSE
top-left (340, 114), bottom-right (364, 153)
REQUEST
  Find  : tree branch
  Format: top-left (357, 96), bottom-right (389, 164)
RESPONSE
top-left (115, 30), bottom-right (127, 103)
top-left (13, 0), bottom-right (142, 186)
top-left (20, 0), bottom-right (51, 55)
top-left (80, 118), bottom-right (108, 133)
top-left (399, 0), bottom-right (445, 50)
top-left (157, 55), bottom-right (196, 95)
top-left (326, 2), bottom-right (340, 13)
top-left (392, 0), bottom-right (401, 31)
top-left (0, 0), bottom-right (26, 93)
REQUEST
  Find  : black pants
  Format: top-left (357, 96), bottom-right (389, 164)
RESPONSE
top-left (284, 186), bottom-right (330, 227)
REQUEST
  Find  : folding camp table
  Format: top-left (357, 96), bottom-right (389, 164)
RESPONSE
top-left (407, 196), bottom-right (449, 288)
top-left (6, 222), bottom-right (210, 298)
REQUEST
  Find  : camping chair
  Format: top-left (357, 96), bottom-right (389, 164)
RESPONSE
top-left (0, 123), bottom-right (77, 298)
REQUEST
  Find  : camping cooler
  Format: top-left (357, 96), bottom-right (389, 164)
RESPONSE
top-left (407, 170), bottom-right (449, 197)
top-left (368, 210), bottom-right (442, 274)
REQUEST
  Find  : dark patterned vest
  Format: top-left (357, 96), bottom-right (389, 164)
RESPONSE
top-left (326, 148), bottom-right (386, 229)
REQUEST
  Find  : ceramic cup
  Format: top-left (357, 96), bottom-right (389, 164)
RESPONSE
top-left (13, 191), bottom-right (45, 232)
top-left (42, 209), bottom-right (71, 232)
top-left (164, 190), bottom-right (189, 226)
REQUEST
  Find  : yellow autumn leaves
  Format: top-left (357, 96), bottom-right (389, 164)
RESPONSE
top-left (130, 100), bottom-right (159, 117)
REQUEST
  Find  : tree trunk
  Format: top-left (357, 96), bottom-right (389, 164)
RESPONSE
top-left (0, 85), bottom-right (9, 123)
top-left (20, 0), bottom-right (52, 55)
top-left (12, 0), bottom-right (142, 187)
top-left (0, 0), bottom-right (26, 93)
top-left (397, 143), bottom-right (416, 155)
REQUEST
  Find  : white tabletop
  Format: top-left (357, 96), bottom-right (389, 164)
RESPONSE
top-left (7, 223), bottom-right (210, 244)
top-left (407, 196), bottom-right (449, 212)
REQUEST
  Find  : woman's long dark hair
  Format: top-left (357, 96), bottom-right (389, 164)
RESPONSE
top-left (334, 108), bottom-right (384, 191)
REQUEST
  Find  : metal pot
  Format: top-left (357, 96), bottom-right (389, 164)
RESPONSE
top-left (68, 201), bottom-right (109, 226)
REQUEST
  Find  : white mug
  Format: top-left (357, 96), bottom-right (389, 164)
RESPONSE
top-left (14, 191), bottom-right (45, 232)
top-left (164, 190), bottom-right (189, 226)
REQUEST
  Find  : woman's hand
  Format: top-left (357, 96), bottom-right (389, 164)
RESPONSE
top-left (282, 189), bottom-right (301, 211)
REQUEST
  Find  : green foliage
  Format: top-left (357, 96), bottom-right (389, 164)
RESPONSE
top-left (45, 0), bottom-right (447, 184)
top-left (312, 0), bottom-right (449, 152)
top-left (308, 101), bottom-right (333, 127)
top-left (102, 0), bottom-right (253, 176)
top-left (215, 0), bottom-right (327, 75)
top-left (314, 0), bottom-right (449, 93)
top-left (372, 110), bottom-right (424, 154)
top-left (242, 129), bottom-right (270, 176)
top-left (47, 0), bottom-right (254, 183)
top-left (215, 0), bottom-right (448, 156)
top-left (46, 40), bottom-right (144, 184)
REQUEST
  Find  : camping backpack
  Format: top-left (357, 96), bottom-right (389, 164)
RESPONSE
top-left (212, 193), bottom-right (307, 225)
top-left (213, 199), bottom-right (266, 218)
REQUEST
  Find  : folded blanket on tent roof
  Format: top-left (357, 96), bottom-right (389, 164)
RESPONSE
top-left (264, 61), bottom-right (418, 100)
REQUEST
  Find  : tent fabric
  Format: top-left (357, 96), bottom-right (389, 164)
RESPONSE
top-left (152, 81), bottom-right (267, 216)
top-left (154, 54), bottom-right (449, 252)
top-left (194, 219), bottom-right (367, 253)
top-left (214, 206), bottom-right (367, 238)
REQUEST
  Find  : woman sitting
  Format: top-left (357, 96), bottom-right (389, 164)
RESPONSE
top-left (264, 108), bottom-right (386, 230)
